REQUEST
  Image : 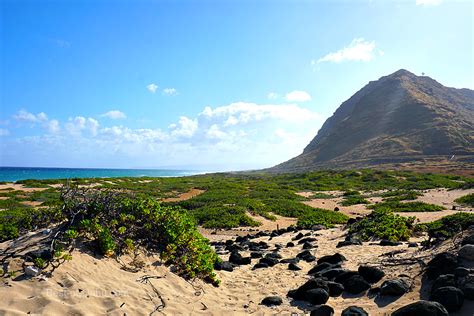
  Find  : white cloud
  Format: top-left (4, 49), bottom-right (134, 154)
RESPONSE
top-left (163, 88), bottom-right (177, 96)
top-left (316, 38), bottom-right (377, 63)
top-left (100, 126), bottom-right (167, 143)
top-left (14, 110), bottom-right (48, 123)
top-left (0, 128), bottom-right (9, 136)
top-left (147, 83), bottom-right (158, 93)
top-left (201, 102), bottom-right (320, 125)
top-left (170, 116), bottom-right (198, 138)
top-left (65, 116), bottom-right (99, 136)
top-left (47, 120), bottom-right (60, 134)
top-left (206, 124), bottom-right (227, 140)
top-left (285, 91), bottom-right (312, 102)
top-left (416, 0), bottom-right (442, 5)
top-left (267, 92), bottom-right (279, 100)
top-left (101, 110), bottom-right (126, 120)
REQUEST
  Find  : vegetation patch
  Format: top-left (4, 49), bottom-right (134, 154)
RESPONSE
top-left (296, 208), bottom-right (349, 229)
top-left (419, 212), bottom-right (474, 240)
top-left (381, 189), bottom-right (422, 201)
top-left (349, 208), bottom-right (416, 241)
top-left (455, 193), bottom-right (474, 207)
top-left (340, 191), bottom-right (370, 206)
top-left (369, 201), bottom-right (444, 212)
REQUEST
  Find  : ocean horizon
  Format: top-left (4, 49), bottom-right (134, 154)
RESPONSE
top-left (0, 167), bottom-right (204, 182)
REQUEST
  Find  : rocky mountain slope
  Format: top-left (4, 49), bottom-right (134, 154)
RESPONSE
top-left (273, 69), bottom-right (474, 173)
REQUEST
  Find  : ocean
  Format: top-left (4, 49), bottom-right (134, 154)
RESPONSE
top-left (0, 167), bottom-right (201, 182)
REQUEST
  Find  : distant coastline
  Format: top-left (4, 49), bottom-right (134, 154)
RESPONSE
top-left (0, 167), bottom-right (203, 182)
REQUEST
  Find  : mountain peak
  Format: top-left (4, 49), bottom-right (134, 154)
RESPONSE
top-left (271, 70), bottom-right (474, 173)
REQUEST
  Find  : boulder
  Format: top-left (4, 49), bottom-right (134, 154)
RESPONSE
top-left (229, 251), bottom-right (251, 265)
top-left (289, 263), bottom-right (302, 271)
top-left (336, 240), bottom-right (362, 248)
top-left (327, 281), bottom-right (344, 297)
top-left (293, 232), bottom-right (304, 240)
top-left (379, 239), bottom-right (401, 246)
top-left (214, 261), bottom-right (234, 272)
top-left (426, 252), bottom-right (458, 280)
top-left (431, 274), bottom-right (456, 293)
top-left (261, 296), bottom-right (283, 306)
top-left (250, 252), bottom-right (263, 259)
top-left (458, 244), bottom-right (474, 261)
top-left (358, 265), bottom-right (385, 283)
top-left (343, 275), bottom-right (371, 294)
top-left (304, 288), bottom-right (329, 305)
top-left (253, 263), bottom-right (269, 270)
top-left (430, 286), bottom-right (464, 312)
top-left (391, 300), bottom-right (448, 316)
top-left (308, 262), bottom-right (336, 275)
top-left (310, 304), bottom-right (334, 316)
top-left (454, 267), bottom-right (470, 277)
top-left (289, 278), bottom-right (329, 300)
top-left (460, 280), bottom-right (474, 300)
top-left (297, 250), bottom-right (316, 262)
top-left (265, 252), bottom-right (282, 259)
top-left (298, 237), bottom-right (317, 244)
top-left (286, 242), bottom-right (295, 247)
top-left (259, 257), bottom-right (279, 267)
top-left (461, 234), bottom-right (474, 246)
top-left (334, 271), bottom-right (359, 284)
top-left (317, 253), bottom-right (346, 265)
top-left (280, 258), bottom-right (299, 264)
top-left (303, 242), bottom-right (315, 250)
top-left (380, 279), bottom-right (410, 296)
top-left (341, 306), bottom-right (368, 316)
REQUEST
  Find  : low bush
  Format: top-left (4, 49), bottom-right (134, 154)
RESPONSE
top-left (349, 209), bottom-right (416, 241)
top-left (340, 191), bottom-right (369, 206)
top-left (419, 212), bottom-right (474, 240)
top-left (455, 193), bottom-right (474, 207)
top-left (381, 190), bottom-right (421, 201)
top-left (297, 208), bottom-right (348, 228)
top-left (369, 201), bottom-right (443, 212)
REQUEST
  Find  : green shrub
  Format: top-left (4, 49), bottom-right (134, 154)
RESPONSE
top-left (297, 208), bottom-right (348, 228)
top-left (369, 201), bottom-right (443, 212)
top-left (381, 190), bottom-right (421, 201)
top-left (420, 212), bottom-right (474, 239)
top-left (349, 209), bottom-right (416, 241)
top-left (455, 193), bottom-right (474, 207)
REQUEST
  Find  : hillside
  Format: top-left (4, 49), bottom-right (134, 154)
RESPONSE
top-left (272, 69), bottom-right (474, 174)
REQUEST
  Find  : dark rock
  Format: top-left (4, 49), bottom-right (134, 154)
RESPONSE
top-left (297, 250), bottom-right (315, 261)
top-left (430, 286), bottom-right (464, 312)
top-left (460, 280), bottom-right (474, 300)
top-left (259, 257), bottom-right (279, 267)
top-left (391, 300), bottom-right (448, 316)
top-left (289, 263), bottom-right (302, 271)
top-left (225, 240), bottom-right (234, 246)
top-left (265, 252), bottom-right (282, 259)
top-left (311, 224), bottom-right (326, 231)
top-left (334, 207), bottom-right (340, 212)
top-left (253, 263), bottom-right (269, 270)
top-left (320, 268), bottom-right (349, 280)
top-left (308, 262), bottom-right (336, 275)
top-left (317, 253), bottom-right (346, 265)
top-left (280, 258), bottom-right (300, 264)
top-left (454, 267), bottom-right (469, 277)
top-left (343, 275), bottom-right (371, 294)
top-left (333, 271), bottom-right (359, 284)
top-left (261, 296), bottom-right (283, 306)
top-left (459, 244), bottom-right (474, 261)
top-left (341, 306), bottom-right (368, 316)
top-left (229, 251), bottom-right (251, 265)
top-left (408, 242), bottom-right (418, 247)
top-left (303, 242), bottom-right (315, 250)
top-left (250, 252), bottom-right (263, 259)
top-left (214, 261), bottom-right (233, 272)
top-left (379, 239), bottom-right (401, 246)
top-left (298, 237), bottom-right (317, 244)
top-left (336, 240), bottom-right (362, 248)
top-left (461, 234), bottom-right (474, 246)
top-left (431, 274), bottom-right (456, 293)
top-left (380, 279), bottom-right (410, 296)
top-left (426, 252), bottom-right (459, 280)
top-left (258, 241), bottom-right (270, 249)
top-left (304, 288), bottom-right (329, 305)
top-left (289, 278), bottom-right (329, 300)
top-left (327, 281), bottom-right (344, 297)
top-left (293, 232), bottom-right (304, 240)
top-left (310, 304), bottom-right (334, 316)
top-left (358, 265), bottom-right (385, 283)
top-left (286, 242), bottom-right (295, 247)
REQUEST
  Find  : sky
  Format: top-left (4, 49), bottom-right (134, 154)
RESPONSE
top-left (1, 0), bottom-right (473, 171)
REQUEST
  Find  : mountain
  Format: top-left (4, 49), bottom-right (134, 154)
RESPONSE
top-left (272, 69), bottom-right (474, 174)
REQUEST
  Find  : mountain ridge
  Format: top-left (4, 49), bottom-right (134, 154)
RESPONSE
top-left (271, 69), bottom-right (474, 175)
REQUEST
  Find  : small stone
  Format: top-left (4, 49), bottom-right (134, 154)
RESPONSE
top-left (288, 263), bottom-right (302, 271)
top-left (341, 306), bottom-right (368, 316)
top-left (310, 304), bottom-right (334, 316)
top-left (24, 266), bottom-right (40, 277)
top-left (261, 296), bottom-right (283, 306)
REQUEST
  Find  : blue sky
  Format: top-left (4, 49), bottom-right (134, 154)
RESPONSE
top-left (1, 0), bottom-right (472, 170)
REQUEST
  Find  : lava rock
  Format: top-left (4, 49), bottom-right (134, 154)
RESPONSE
top-left (286, 242), bottom-right (295, 247)
top-left (214, 261), bottom-right (234, 272)
top-left (289, 278), bottom-right (329, 300)
top-left (343, 275), bottom-right (371, 294)
top-left (293, 232), bottom-right (304, 240)
top-left (298, 237), bottom-right (317, 244)
top-left (304, 288), bottom-right (329, 305)
top-left (317, 253), bottom-right (346, 265)
top-left (426, 252), bottom-right (459, 280)
top-left (431, 274), bottom-right (456, 293)
top-left (25, 249), bottom-right (52, 261)
top-left (461, 234), bottom-right (474, 246)
top-left (336, 240), bottom-right (362, 248)
top-left (253, 262), bottom-right (269, 270)
top-left (250, 251), bottom-right (263, 259)
top-left (454, 267), bottom-right (470, 277)
top-left (289, 263), bottom-right (302, 271)
top-left (379, 239), bottom-right (401, 246)
top-left (265, 252), bottom-right (282, 259)
top-left (334, 271), bottom-right (359, 284)
top-left (408, 242), bottom-right (418, 248)
top-left (391, 300), bottom-right (448, 316)
top-left (327, 281), bottom-right (344, 297)
top-left (310, 304), bottom-right (334, 316)
top-left (341, 306), bottom-right (368, 316)
top-left (358, 265), bottom-right (385, 283)
top-left (430, 286), bottom-right (464, 312)
top-left (380, 279), bottom-right (410, 296)
top-left (261, 296), bottom-right (283, 306)
top-left (280, 258), bottom-right (300, 264)
top-left (259, 257), bottom-right (279, 267)
top-left (459, 244), bottom-right (474, 261)
top-left (303, 242), bottom-right (315, 250)
top-left (229, 251), bottom-right (251, 265)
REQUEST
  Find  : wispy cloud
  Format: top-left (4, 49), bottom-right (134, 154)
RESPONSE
top-left (267, 92), bottom-right (279, 100)
top-left (146, 83), bottom-right (158, 93)
top-left (315, 38), bottom-right (377, 64)
top-left (14, 110), bottom-right (48, 123)
top-left (0, 128), bottom-right (9, 136)
top-left (163, 88), bottom-right (178, 96)
top-left (416, 0), bottom-right (442, 5)
top-left (285, 91), bottom-right (312, 102)
top-left (101, 110), bottom-right (126, 120)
